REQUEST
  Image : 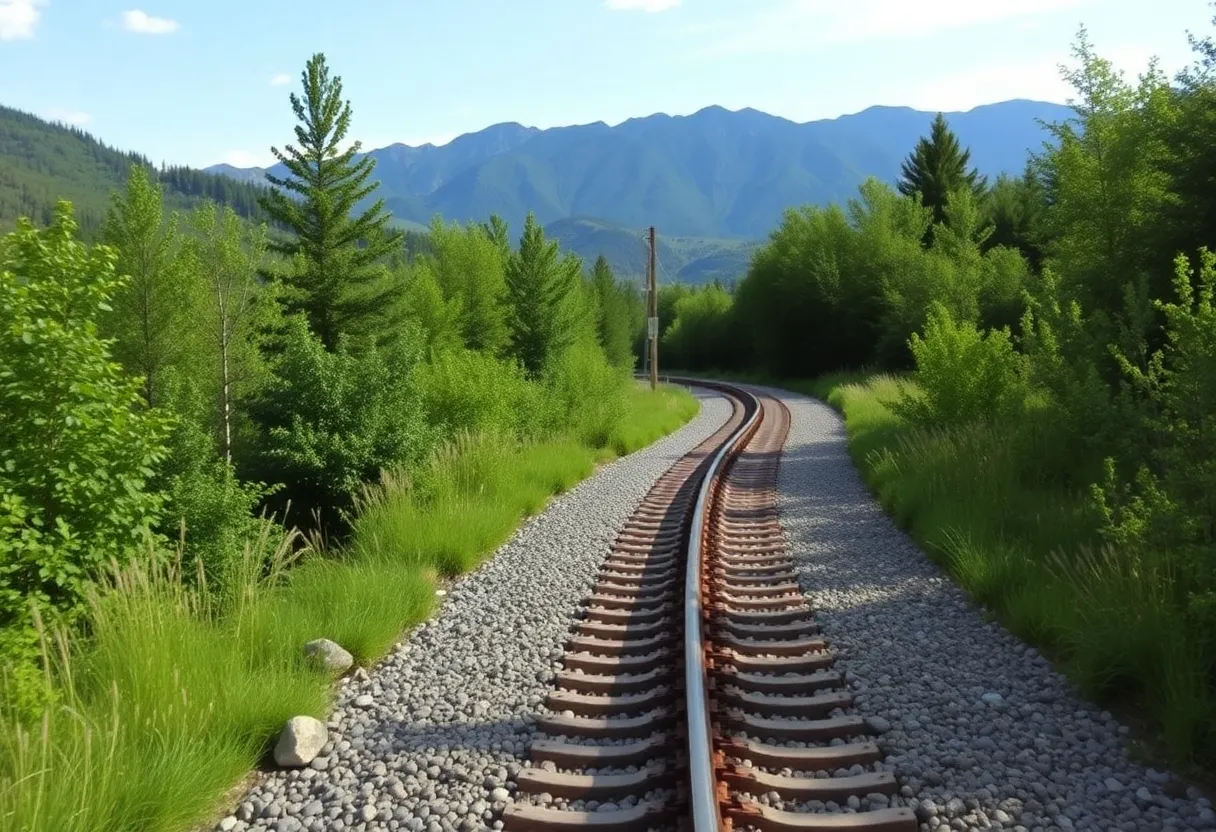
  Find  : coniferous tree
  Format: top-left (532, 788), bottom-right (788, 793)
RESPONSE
top-left (101, 164), bottom-right (185, 407)
top-left (898, 113), bottom-right (988, 230)
top-left (589, 255), bottom-right (634, 369)
top-left (504, 213), bottom-right (581, 376)
top-left (258, 53), bottom-right (403, 350)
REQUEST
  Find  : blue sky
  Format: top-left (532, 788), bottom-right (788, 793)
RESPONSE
top-left (0, 0), bottom-right (1211, 168)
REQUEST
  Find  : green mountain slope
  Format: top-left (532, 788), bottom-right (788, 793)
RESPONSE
top-left (209, 99), bottom-right (1073, 239)
top-left (0, 105), bottom-right (268, 237)
top-left (543, 216), bottom-right (757, 284)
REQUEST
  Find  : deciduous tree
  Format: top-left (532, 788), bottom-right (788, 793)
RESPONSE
top-left (101, 164), bottom-right (185, 407)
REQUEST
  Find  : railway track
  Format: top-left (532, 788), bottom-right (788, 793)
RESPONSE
top-left (503, 381), bottom-right (918, 832)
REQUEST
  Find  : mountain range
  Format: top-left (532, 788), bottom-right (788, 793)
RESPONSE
top-left (207, 100), bottom-right (1072, 247)
top-left (0, 99), bottom-right (1073, 285)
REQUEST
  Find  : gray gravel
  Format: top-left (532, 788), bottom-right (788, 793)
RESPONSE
top-left (217, 388), bottom-right (732, 832)
top-left (760, 384), bottom-right (1215, 832)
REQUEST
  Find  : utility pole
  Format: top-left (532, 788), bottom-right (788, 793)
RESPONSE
top-left (648, 225), bottom-right (658, 390)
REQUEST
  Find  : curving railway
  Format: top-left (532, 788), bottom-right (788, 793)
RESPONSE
top-left (502, 381), bottom-right (919, 832)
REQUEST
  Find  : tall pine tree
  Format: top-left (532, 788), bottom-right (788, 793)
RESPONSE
top-left (504, 213), bottom-right (581, 376)
top-left (897, 113), bottom-right (988, 229)
top-left (259, 53), bottom-right (403, 350)
top-left (589, 255), bottom-right (634, 369)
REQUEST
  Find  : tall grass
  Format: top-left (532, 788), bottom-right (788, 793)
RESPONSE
top-left (0, 382), bottom-right (698, 832)
top-left (816, 375), bottom-right (1216, 767)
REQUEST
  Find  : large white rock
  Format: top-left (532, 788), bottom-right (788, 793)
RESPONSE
top-left (303, 638), bottom-right (354, 674)
top-left (273, 716), bottom-right (328, 767)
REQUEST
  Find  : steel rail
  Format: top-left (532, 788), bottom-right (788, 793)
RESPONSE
top-left (671, 377), bottom-right (763, 832)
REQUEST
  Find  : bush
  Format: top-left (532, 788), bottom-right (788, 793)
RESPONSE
top-left (894, 302), bottom-right (1028, 427)
top-left (156, 374), bottom-right (276, 592)
top-left (247, 316), bottom-right (432, 528)
top-left (416, 349), bottom-right (536, 440)
top-left (544, 340), bottom-right (629, 448)
top-left (0, 204), bottom-right (171, 627)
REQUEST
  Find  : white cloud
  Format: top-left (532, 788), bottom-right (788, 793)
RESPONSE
top-left (270, 72), bottom-right (292, 86)
top-left (904, 44), bottom-right (1175, 114)
top-left (685, 0), bottom-right (1086, 58)
top-left (121, 9), bottom-right (179, 34)
top-left (44, 107), bottom-right (90, 125)
top-left (0, 0), bottom-right (44, 40)
top-left (605, 0), bottom-right (680, 11)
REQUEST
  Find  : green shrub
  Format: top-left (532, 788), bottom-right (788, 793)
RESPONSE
top-left (156, 374), bottom-right (276, 591)
top-left (894, 302), bottom-right (1028, 427)
top-left (544, 339), bottom-right (628, 447)
top-left (416, 349), bottom-right (534, 439)
top-left (247, 316), bottom-right (432, 526)
top-left (0, 204), bottom-right (171, 626)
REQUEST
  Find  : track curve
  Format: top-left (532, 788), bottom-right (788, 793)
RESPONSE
top-left (503, 381), bottom-right (917, 832)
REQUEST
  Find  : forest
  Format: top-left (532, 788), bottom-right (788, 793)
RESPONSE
top-left (661, 21), bottom-right (1216, 769)
top-left (0, 54), bottom-right (695, 830)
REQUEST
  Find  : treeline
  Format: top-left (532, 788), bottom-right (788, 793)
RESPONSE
top-left (0, 52), bottom-right (647, 722)
top-left (663, 20), bottom-right (1216, 762)
top-left (0, 103), bottom-right (270, 235)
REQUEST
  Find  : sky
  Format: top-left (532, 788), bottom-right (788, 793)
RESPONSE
top-left (0, 0), bottom-right (1212, 169)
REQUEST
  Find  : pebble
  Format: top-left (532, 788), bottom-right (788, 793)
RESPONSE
top-left (764, 384), bottom-right (1213, 832)
top-left (216, 391), bottom-right (732, 830)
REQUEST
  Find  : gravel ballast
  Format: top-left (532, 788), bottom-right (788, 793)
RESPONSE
top-left (763, 385), bottom-right (1215, 832)
top-left (218, 389), bottom-right (733, 832)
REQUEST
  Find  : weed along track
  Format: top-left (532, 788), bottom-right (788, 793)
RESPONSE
top-left (503, 382), bottom-right (918, 832)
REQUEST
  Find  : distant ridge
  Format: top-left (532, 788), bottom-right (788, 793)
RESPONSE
top-left (207, 100), bottom-right (1072, 240)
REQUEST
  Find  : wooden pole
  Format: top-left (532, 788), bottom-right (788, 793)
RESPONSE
top-left (648, 225), bottom-right (658, 390)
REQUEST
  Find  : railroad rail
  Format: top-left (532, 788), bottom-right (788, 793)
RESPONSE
top-left (503, 381), bottom-right (918, 831)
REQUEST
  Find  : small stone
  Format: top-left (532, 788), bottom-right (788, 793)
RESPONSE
top-left (273, 716), bottom-right (328, 767)
top-left (1104, 777), bottom-right (1124, 792)
top-left (219, 818), bottom-right (238, 832)
top-left (303, 638), bottom-right (354, 674)
top-left (361, 804), bottom-right (377, 822)
top-left (867, 716), bottom-right (891, 734)
top-left (491, 787), bottom-right (510, 803)
top-left (354, 694), bottom-right (374, 708)
top-left (981, 692), bottom-right (1004, 707)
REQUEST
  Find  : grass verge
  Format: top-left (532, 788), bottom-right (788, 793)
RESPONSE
top-left (0, 383), bottom-right (697, 832)
top-left (810, 374), bottom-right (1216, 775)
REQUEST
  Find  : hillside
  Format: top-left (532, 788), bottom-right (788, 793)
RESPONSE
top-left (0, 105), bottom-right (269, 237)
top-left (543, 216), bottom-right (757, 284)
top-left (209, 100), bottom-right (1073, 239)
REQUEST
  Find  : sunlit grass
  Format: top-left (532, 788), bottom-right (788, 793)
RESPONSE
top-left (0, 381), bottom-right (698, 832)
top-left (816, 373), bottom-right (1216, 767)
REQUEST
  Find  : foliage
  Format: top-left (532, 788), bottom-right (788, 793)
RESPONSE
top-left (100, 164), bottom-right (187, 407)
top-left (415, 349), bottom-right (540, 440)
top-left (504, 213), bottom-right (584, 376)
top-left (416, 217), bottom-right (510, 353)
top-left (0, 204), bottom-right (171, 626)
top-left (897, 112), bottom-right (987, 229)
top-left (661, 284), bottom-right (736, 371)
top-left (179, 200), bottom-right (278, 463)
top-left (0, 105), bottom-right (267, 238)
top-left (155, 374), bottom-right (274, 590)
top-left (588, 255), bottom-right (638, 369)
top-left (258, 53), bottom-right (405, 350)
top-left (247, 316), bottom-right (431, 527)
top-left (894, 302), bottom-right (1027, 427)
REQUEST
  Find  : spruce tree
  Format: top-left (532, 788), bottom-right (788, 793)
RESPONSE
top-left (258, 53), bottom-right (403, 350)
top-left (897, 113), bottom-right (988, 228)
top-left (589, 255), bottom-right (634, 368)
top-left (504, 213), bottom-right (581, 376)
